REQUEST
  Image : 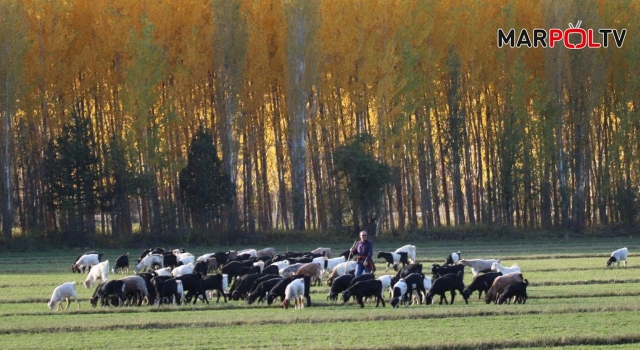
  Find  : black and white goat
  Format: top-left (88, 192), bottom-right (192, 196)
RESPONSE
top-left (377, 251), bottom-right (409, 271)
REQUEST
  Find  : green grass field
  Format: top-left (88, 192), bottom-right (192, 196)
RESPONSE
top-left (1, 236), bottom-right (639, 349)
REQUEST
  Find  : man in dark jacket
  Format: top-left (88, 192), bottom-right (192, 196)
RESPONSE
top-left (351, 230), bottom-right (374, 277)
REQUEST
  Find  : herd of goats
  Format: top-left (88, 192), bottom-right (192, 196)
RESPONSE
top-left (46, 245), bottom-right (629, 311)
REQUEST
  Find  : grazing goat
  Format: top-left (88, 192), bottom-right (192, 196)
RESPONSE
top-left (72, 251), bottom-right (100, 273)
top-left (310, 247), bottom-right (333, 258)
top-left (201, 274), bottom-right (229, 303)
top-left (112, 254), bottom-right (129, 274)
top-left (152, 277), bottom-right (184, 305)
top-left (134, 254), bottom-right (164, 274)
top-left (172, 263), bottom-right (195, 277)
top-left (296, 262), bottom-right (323, 286)
top-left (73, 253), bottom-right (100, 274)
top-left (327, 274), bottom-right (354, 301)
top-left (280, 263), bottom-right (305, 278)
top-left (498, 279), bottom-right (529, 305)
top-left (174, 273), bottom-right (209, 304)
top-left (120, 275), bottom-right (149, 306)
top-left (458, 259), bottom-right (500, 278)
top-left (431, 263), bottom-right (464, 279)
top-left (425, 272), bottom-right (468, 305)
top-left (326, 261), bottom-right (357, 286)
top-left (376, 251), bottom-right (409, 271)
top-left (462, 272), bottom-right (502, 300)
top-left (282, 278), bottom-right (306, 309)
top-left (485, 273), bottom-right (524, 304)
top-left (377, 274), bottom-right (395, 299)
top-left (444, 252), bottom-right (461, 265)
top-left (267, 275), bottom-right (311, 307)
top-left (323, 256), bottom-right (346, 275)
top-left (491, 262), bottom-right (521, 275)
top-left (607, 247), bottom-right (628, 267)
top-left (247, 277), bottom-right (282, 304)
top-left (257, 247), bottom-right (277, 259)
top-left (48, 282), bottom-right (80, 311)
top-left (390, 279), bottom-right (409, 307)
top-left (394, 263), bottom-right (423, 281)
top-left (394, 245), bottom-right (417, 263)
top-left (84, 260), bottom-right (110, 289)
top-left (90, 280), bottom-right (126, 307)
top-left (341, 280), bottom-right (386, 308)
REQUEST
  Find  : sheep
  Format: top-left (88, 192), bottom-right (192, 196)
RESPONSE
top-left (84, 260), bottom-right (110, 289)
top-left (444, 251), bottom-right (461, 265)
top-left (376, 251), bottom-right (409, 271)
top-left (341, 280), bottom-right (386, 308)
top-left (112, 254), bottom-right (129, 274)
top-left (282, 278), bottom-right (306, 309)
top-left (48, 282), bottom-right (80, 311)
top-left (425, 272), bottom-right (468, 305)
top-left (257, 247), bottom-right (277, 259)
top-left (458, 259), bottom-right (500, 278)
top-left (394, 245), bottom-right (417, 263)
top-left (310, 247), bottom-right (333, 258)
top-left (90, 280), bottom-right (126, 307)
top-left (607, 247), bottom-right (628, 267)
top-left (431, 263), bottom-right (464, 279)
top-left (120, 275), bottom-right (149, 306)
top-left (497, 279), bottom-right (529, 305)
top-left (202, 274), bottom-right (229, 303)
top-left (326, 261), bottom-right (357, 286)
top-left (296, 262), bottom-right (323, 286)
top-left (485, 272), bottom-right (524, 304)
top-left (462, 272), bottom-right (502, 300)
top-left (72, 253), bottom-right (100, 274)
top-left (491, 262), bottom-right (521, 275)
top-left (134, 254), bottom-right (164, 274)
top-left (327, 274), bottom-right (355, 301)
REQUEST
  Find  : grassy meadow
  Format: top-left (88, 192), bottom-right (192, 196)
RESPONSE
top-left (1, 236), bottom-right (639, 349)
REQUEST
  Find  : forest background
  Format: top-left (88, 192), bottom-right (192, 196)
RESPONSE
top-left (0, 0), bottom-right (639, 249)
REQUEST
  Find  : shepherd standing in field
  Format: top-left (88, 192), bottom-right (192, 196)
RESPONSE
top-left (351, 230), bottom-right (375, 277)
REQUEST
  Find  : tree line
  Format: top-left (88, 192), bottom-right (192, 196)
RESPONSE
top-left (1, 0), bottom-right (639, 244)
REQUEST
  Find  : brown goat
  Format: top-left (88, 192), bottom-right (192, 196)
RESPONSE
top-left (485, 272), bottom-right (524, 304)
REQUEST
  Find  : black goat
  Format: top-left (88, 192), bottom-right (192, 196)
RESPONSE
top-left (341, 280), bottom-right (386, 308)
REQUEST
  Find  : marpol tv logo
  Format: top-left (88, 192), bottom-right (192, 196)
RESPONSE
top-left (498, 21), bottom-right (627, 49)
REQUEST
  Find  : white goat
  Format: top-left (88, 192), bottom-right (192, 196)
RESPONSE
top-left (458, 259), bottom-right (500, 278)
top-left (412, 275), bottom-right (433, 305)
top-left (48, 282), bottom-right (80, 311)
top-left (282, 278), bottom-right (305, 309)
top-left (270, 260), bottom-right (290, 270)
top-left (377, 274), bottom-right (395, 298)
top-left (73, 254), bottom-right (100, 273)
top-left (607, 247), bottom-right (628, 267)
top-left (153, 267), bottom-right (172, 277)
top-left (171, 263), bottom-right (194, 277)
top-left (84, 260), bottom-right (110, 289)
top-left (491, 261), bottom-right (521, 275)
top-left (237, 249), bottom-right (258, 258)
top-left (134, 254), bottom-right (164, 273)
top-left (324, 256), bottom-right (346, 276)
top-left (394, 245), bottom-right (417, 263)
top-left (175, 252), bottom-right (194, 266)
